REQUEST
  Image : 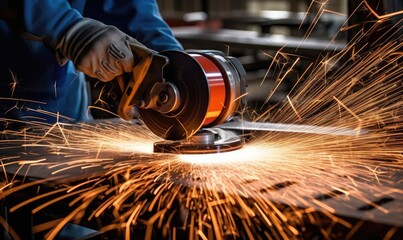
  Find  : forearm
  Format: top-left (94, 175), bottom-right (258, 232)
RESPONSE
top-left (84, 0), bottom-right (182, 51)
top-left (0, 0), bottom-right (82, 49)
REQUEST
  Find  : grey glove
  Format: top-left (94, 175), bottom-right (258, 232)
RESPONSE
top-left (57, 18), bottom-right (146, 82)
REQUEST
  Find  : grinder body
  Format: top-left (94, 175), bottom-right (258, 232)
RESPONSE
top-left (117, 49), bottom-right (246, 143)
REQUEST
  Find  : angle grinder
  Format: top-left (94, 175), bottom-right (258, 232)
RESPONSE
top-left (116, 48), bottom-right (246, 154)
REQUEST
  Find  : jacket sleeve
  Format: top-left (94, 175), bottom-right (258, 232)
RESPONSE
top-left (0, 0), bottom-right (83, 50)
top-left (83, 0), bottom-right (183, 51)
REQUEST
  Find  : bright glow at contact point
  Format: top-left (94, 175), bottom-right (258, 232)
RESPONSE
top-left (102, 140), bottom-right (154, 154)
top-left (178, 145), bottom-right (272, 164)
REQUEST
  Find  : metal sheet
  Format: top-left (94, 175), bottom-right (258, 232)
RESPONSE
top-left (218, 120), bottom-right (365, 136)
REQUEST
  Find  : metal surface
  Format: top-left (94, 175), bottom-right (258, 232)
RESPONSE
top-left (178, 163), bottom-right (403, 232)
top-left (153, 128), bottom-right (243, 154)
top-left (1, 120), bottom-right (401, 239)
top-left (218, 120), bottom-right (366, 136)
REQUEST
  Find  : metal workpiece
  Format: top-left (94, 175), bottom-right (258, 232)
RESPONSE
top-left (1, 117), bottom-right (401, 239)
top-left (218, 120), bottom-right (367, 136)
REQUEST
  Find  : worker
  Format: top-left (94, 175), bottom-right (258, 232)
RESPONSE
top-left (0, 0), bottom-right (182, 128)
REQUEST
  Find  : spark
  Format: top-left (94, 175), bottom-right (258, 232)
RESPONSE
top-left (363, 0), bottom-right (403, 19)
top-left (53, 80), bottom-right (57, 98)
top-left (0, 97), bottom-right (46, 105)
top-left (286, 95), bottom-right (302, 120)
top-left (8, 69), bottom-right (18, 98)
top-left (0, 216), bottom-right (21, 240)
top-left (87, 105), bottom-right (121, 118)
top-left (93, 84), bottom-right (110, 107)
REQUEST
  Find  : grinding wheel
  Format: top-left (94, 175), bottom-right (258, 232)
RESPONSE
top-left (154, 128), bottom-right (243, 154)
top-left (138, 50), bottom-right (227, 140)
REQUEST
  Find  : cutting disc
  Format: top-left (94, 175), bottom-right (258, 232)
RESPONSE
top-left (138, 51), bottom-right (211, 140)
top-left (154, 128), bottom-right (243, 154)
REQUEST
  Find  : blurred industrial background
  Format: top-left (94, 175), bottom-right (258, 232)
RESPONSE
top-left (91, 0), bottom-right (350, 118)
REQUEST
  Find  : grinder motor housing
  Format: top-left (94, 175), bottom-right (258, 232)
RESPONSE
top-left (117, 49), bottom-right (247, 142)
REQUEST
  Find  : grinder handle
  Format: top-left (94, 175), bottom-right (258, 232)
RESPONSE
top-left (117, 44), bottom-right (154, 120)
top-left (117, 45), bottom-right (170, 121)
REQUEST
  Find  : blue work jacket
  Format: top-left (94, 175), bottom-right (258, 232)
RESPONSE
top-left (0, 0), bottom-right (182, 125)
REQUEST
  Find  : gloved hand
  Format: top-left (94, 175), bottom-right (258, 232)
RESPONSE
top-left (56, 18), bottom-right (150, 82)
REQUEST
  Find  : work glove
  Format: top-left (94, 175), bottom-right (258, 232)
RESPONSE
top-left (56, 18), bottom-right (150, 82)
